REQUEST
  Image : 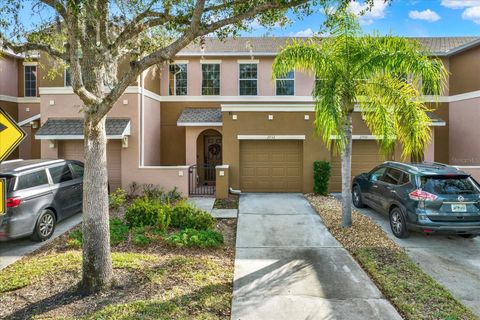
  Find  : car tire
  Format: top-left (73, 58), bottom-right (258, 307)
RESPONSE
top-left (459, 234), bottom-right (477, 239)
top-left (390, 207), bottom-right (409, 238)
top-left (31, 210), bottom-right (56, 242)
top-left (352, 185), bottom-right (366, 208)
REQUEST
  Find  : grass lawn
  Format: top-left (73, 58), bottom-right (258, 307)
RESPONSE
top-left (306, 194), bottom-right (477, 320)
top-left (0, 219), bottom-right (236, 320)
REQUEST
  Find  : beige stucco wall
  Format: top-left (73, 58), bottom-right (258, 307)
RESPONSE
top-left (449, 46), bottom-right (480, 95)
top-left (142, 95), bottom-right (161, 166)
top-left (449, 97), bottom-right (480, 165)
top-left (0, 56), bottom-right (19, 96)
top-left (185, 126), bottom-right (222, 165)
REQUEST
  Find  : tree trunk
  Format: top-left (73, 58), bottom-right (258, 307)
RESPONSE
top-left (341, 112), bottom-right (353, 228)
top-left (81, 115), bottom-right (112, 292)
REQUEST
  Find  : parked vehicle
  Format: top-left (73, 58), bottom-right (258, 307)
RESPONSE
top-left (352, 161), bottom-right (480, 239)
top-left (0, 159), bottom-right (84, 242)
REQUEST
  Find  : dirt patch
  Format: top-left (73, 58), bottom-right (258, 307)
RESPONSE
top-left (214, 195), bottom-right (239, 210)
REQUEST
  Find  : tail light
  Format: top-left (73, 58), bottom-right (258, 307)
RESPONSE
top-left (409, 189), bottom-right (438, 201)
top-left (6, 197), bottom-right (22, 208)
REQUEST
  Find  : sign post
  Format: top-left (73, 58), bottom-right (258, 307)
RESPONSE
top-left (0, 108), bottom-right (27, 162)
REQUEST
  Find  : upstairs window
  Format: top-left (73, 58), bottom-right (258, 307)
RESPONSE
top-left (24, 65), bottom-right (37, 97)
top-left (276, 71), bottom-right (295, 96)
top-left (202, 63), bottom-right (220, 95)
top-left (239, 63), bottom-right (258, 96)
top-left (169, 63), bottom-right (188, 96)
top-left (65, 67), bottom-right (72, 86)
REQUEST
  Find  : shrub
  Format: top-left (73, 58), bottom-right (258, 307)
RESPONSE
top-left (66, 229), bottom-right (83, 248)
top-left (128, 182), bottom-right (140, 198)
top-left (110, 218), bottom-right (130, 245)
top-left (132, 227), bottom-right (152, 247)
top-left (142, 184), bottom-right (164, 201)
top-left (109, 188), bottom-right (127, 209)
top-left (162, 187), bottom-right (183, 204)
top-left (313, 160), bottom-right (331, 195)
top-left (170, 202), bottom-right (215, 230)
top-left (125, 197), bottom-right (171, 230)
top-left (166, 229), bottom-right (224, 248)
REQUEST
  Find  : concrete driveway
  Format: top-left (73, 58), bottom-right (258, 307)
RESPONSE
top-left (0, 213), bottom-right (82, 270)
top-left (232, 193), bottom-right (401, 320)
top-left (349, 201), bottom-right (480, 317)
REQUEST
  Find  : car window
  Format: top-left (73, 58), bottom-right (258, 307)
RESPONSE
top-left (16, 170), bottom-right (49, 190)
top-left (49, 165), bottom-right (73, 184)
top-left (369, 167), bottom-right (386, 182)
top-left (70, 163), bottom-right (84, 178)
top-left (400, 172), bottom-right (410, 185)
top-left (420, 175), bottom-right (480, 195)
top-left (383, 168), bottom-right (403, 185)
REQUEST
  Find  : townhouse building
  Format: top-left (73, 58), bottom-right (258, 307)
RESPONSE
top-left (1, 37), bottom-right (480, 197)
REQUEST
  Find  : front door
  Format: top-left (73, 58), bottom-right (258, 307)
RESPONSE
top-left (204, 135), bottom-right (222, 182)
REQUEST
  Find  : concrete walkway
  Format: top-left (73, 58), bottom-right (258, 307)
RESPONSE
top-left (0, 213), bottom-right (82, 270)
top-left (231, 193), bottom-right (401, 320)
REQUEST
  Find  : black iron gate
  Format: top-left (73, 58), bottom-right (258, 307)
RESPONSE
top-left (189, 164), bottom-right (216, 196)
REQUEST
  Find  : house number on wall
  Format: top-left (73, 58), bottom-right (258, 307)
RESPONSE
top-left (267, 135), bottom-right (276, 140)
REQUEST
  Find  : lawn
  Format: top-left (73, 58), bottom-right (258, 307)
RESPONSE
top-left (307, 194), bottom-right (477, 320)
top-left (0, 187), bottom-right (236, 320)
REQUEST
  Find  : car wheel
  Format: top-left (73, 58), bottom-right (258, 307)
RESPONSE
top-left (459, 234), bottom-right (477, 239)
top-left (390, 207), bottom-right (409, 238)
top-left (31, 210), bottom-right (56, 242)
top-left (352, 185), bottom-right (366, 208)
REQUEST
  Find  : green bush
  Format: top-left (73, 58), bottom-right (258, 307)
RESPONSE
top-left (162, 187), bottom-right (183, 204)
top-left (125, 197), bottom-right (171, 230)
top-left (170, 202), bottom-right (215, 230)
top-left (110, 218), bottom-right (130, 245)
top-left (166, 229), bottom-right (223, 248)
top-left (132, 227), bottom-right (152, 247)
top-left (313, 161), bottom-right (331, 195)
top-left (109, 188), bottom-right (127, 209)
top-left (66, 229), bottom-right (83, 248)
top-left (142, 184), bottom-right (164, 201)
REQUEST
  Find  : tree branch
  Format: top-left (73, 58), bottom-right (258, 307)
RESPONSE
top-left (40, 0), bottom-right (67, 19)
top-left (1, 37), bottom-right (67, 60)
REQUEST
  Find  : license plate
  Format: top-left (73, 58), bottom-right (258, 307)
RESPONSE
top-left (451, 204), bottom-right (467, 212)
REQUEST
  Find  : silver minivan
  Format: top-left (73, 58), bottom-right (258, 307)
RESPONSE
top-left (0, 159), bottom-right (84, 242)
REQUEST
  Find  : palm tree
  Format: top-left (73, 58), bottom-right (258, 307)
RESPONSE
top-left (273, 12), bottom-right (447, 227)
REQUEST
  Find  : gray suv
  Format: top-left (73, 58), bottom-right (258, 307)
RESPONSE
top-left (0, 159), bottom-right (84, 242)
top-left (352, 161), bottom-right (480, 239)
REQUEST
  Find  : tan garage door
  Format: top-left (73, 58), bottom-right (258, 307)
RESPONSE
top-left (240, 140), bottom-right (302, 192)
top-left (330, 140), bottom-right (388, 192)
top-left (58, 140), bottom-right (122, 190)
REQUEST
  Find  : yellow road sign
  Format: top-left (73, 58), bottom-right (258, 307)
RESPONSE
top-left (0, 108), bottom-right (26, 162)
top-left (0, 178), bottom-right (5, 215)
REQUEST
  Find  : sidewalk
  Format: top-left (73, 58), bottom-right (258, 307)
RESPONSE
top-left (231, 193), bottom-right (401, 320)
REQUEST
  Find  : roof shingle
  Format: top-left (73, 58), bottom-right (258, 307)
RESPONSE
top-left (177, 108), bottom-right (222, 126)
top-left (36, 118), bottom-right (130, 138)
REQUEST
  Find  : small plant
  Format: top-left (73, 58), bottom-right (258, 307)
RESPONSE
top-left (125, 197), bottom-right (171, 230)
top-left (133, 233), bottom-right (151, 246)
top-left (313, 160), bottom-right (331, 195)
top-left (166, 229), bottom-right (224, 248)
top-left (162, 187), bottom-right (183, 204)
top-left (66, 228), bottom-right (83, 248)
top-left (109, 188), bottom-right (127, 209)
top-left (142, 184), bottom-right (164, 201)
top-left (110, 218), bottom-right (129, 245)
top-left (128, 181), bottom-right (140, 198)
top-left (170, 201), bottom-right (215, 230)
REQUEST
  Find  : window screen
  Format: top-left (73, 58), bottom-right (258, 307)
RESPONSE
top-left (276, 71), bottom-right (295, 96)
top-left (24, 65), bottom-right (37, 97)
top-left (169, 64), bottom-right (187, 96)
top-left (202, 64), bottom-right (220, 95)
top-left (239, 63), bottom-right (258, 95)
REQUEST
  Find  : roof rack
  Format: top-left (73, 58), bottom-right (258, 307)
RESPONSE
top-left (1, 159), bottom-right (24, 164)
top-left (419, 161), bottom-right (450, 167)
top-left (13, 159), bottom-right (64, 172)
top-left (383, 161), bottom-right (419, 170)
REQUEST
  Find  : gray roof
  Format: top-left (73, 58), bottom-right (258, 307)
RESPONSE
top-left (177, 108), bottom-right (222, 126)
top-left (427, 112), bottom-right (446, 125)
top-left (179, 36), bottom-right (480, 56)
top-left (36, 118), bottom-right (130, 139)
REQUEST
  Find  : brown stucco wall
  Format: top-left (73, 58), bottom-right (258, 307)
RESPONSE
top-left (143, 95), bottom-right (161, 166)
top-left (430, 102), bottom-right (449, 164)
top-left (449, 97), bottom-right (480, 165)
top-left (449, 45), bottom-right (480, 95)
top-left (143, 66), bottom-right (161, 94)
top-left (0, 56), bottom-right (19, 96)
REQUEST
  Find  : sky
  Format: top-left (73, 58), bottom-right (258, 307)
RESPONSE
top-left (245, 0), bottom-right (480, 37)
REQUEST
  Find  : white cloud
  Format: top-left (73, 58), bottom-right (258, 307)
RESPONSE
top-left (292, 28), bottom-right (315, 37)
top-left (408, 9), bottom-right (441, 22)
top-left (462, 6), bottom-right (480, 23)
top-left (348, 0), bottom-right (388, 25)
top-left (441, 0), bottom-right (480, 9)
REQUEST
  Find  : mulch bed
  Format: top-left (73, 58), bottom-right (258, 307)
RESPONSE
top-left (213, 195), bottom-right (239, 210)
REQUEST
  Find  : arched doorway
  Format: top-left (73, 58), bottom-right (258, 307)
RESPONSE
top-left (190, 129), bottom-right (222, 195)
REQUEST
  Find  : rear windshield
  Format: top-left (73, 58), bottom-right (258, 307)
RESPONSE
top-left (420, 175), bottom-right (480, 195)
top-left (0, 176), bottom-right (13, 192)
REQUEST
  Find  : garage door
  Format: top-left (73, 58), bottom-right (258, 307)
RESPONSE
top-left (240, 140), bottom-right (302, 192)
top-left (330, 140), bottom-right (387, 192)
top-left (58, 140), bottom-right (122, 190)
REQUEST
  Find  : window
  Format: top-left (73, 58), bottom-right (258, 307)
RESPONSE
top-left (70, 163), bottom-right (84, 178)
top-left (169, 64), bottom-right (187, 96)
top-left (369, 167), bottom-right (386, 182)
top-left (420, 176), bottom-right (480, 195)
top-left (65, 67), bottom-right (72, 86)
top-left (400, 173), bottom-right (410, 185)
top-left (239, 63), bottom-right (258, 96)
top-left (383, 168), bottom-right (404, 185)
top-left (24, 65), bottom-right (37, 97)
top-left (202, 64), bottom-right (220, 95)
top-left (276, 71), bottom-right (295, 96)
top-left (49, 165), bottom-right (73, 184)
top-left (16, 170), bottom-right (48, 190)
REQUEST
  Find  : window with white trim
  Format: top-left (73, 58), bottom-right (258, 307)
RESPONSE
top-left (24, 65), bottom-right (37, 97)
top-left (65, 67), bottom-right (72, 86)
top-left (202, 63), bottom-right (220, 95)
top-left (169, 64), bottom-right (188, 96)
top-left (276, 70), bottom-right (294, 96)
top-left (239, 63), bottom-right (258, 96)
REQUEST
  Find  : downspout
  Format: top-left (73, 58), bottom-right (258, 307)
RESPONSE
top-left (229, 187), bottom-right (241, 195)
top-left (140, 72), bottom-right (145, 166)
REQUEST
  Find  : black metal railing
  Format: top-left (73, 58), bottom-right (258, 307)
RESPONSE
top-left (189, 164), bottom-right (216, 196)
